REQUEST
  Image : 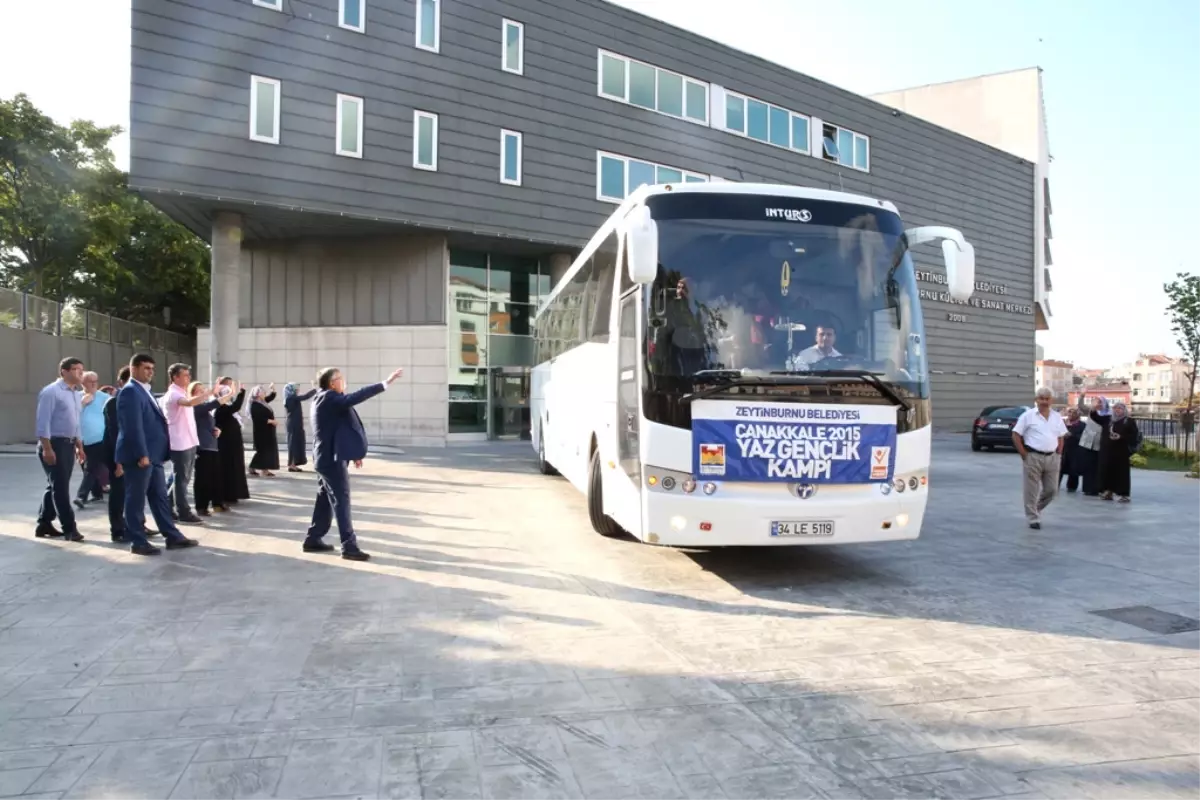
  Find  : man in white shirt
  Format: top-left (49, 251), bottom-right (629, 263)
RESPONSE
top-left (787, 325), bottom-right (841, 370)
top-left (1011, 387), bottom-right (1069, 529)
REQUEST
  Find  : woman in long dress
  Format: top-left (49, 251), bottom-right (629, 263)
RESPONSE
top-left (284, 382), bottom-right (318, 472)
top-left (1099, 400), bottom-right (1138, 502)
top-left (214, 380), bottom-right (250, 503)
top-left (1059, 406), bottom-right (1086, 493)
top-left (1083, 397), bottom-right (1112, 496)
top-left (248, 384), bottom-right (280, 477)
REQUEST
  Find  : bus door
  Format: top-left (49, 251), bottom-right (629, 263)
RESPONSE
top-left (608, 285), bottom-right (644, 536)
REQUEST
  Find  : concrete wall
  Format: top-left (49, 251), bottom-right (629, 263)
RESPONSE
top-left (196, 324), bottom-right (448, 447)
top-left (0, 326), bottom-right (194, 446)
top-left (238, 234), bottom-right (446, 328)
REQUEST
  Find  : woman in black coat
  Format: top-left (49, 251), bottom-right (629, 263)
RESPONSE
top-left (1099, 400), bottom-right (1139, 502)
top-left (248, 384), bottom-right (280, 477)
top-left (214, 380), bottom-right (250, 503)
top-left (283, 382), bottom-right (318, 472)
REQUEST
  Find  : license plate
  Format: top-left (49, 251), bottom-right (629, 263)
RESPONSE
top-left (988, 423), bottom-right (1010, 429)
top-left (770, 520), bottom-right (835, 537)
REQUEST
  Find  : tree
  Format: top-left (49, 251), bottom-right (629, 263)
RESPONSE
top-left (0, 93), bottom-right (210, 332)
top-left (1164, 272), bottom-right (1200, 414)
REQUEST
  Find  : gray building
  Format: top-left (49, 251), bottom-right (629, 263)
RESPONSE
top-left (129, 0), bottom-right (1045, 444)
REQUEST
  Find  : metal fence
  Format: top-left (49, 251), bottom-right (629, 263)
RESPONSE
top-left (0, 287), bottom-right (192, 353)
top-left (1133, 415), bottom-right (1196, 455)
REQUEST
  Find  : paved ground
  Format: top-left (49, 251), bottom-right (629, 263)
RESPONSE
top-left (0, 436), bottom-right (1196, 799)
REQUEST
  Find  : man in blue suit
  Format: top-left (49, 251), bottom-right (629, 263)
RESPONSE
top-left (304, 365), bottom-right (404, 561)
top-left (115, 353), bottom-right (199, 556)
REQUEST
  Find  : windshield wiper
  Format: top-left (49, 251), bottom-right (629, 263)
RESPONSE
top-left (679, 374), bottom-right (814, 403)
top-left (769, 369), bottom-right (911, 411)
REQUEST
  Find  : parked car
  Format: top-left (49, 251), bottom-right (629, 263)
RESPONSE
top-left (971, 405), bottom-right (1031, 451)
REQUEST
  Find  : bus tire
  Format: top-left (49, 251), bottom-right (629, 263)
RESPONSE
top-left (537, 428), bottom-right (557, 476)
top-left (587, 448), bottom-right (622, 538)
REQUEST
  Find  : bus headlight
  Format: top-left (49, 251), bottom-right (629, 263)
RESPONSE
top-left (908, 476), bottom-right (919, 491)
top-left (893, 478), bottom-right (906, 493)
top-left (682, 478), bottom-right (697, 494)
top-left (880, 482), bottom-right (892, 495)
top-left (662, 476), bottom-right (676, 491)
top-left (703, 482), bottom-right (718, 495)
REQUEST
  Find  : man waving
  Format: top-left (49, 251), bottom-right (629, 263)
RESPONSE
top-left (303, 366), bottom-right (404, 561)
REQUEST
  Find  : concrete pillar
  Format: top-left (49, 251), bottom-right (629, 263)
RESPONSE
top-left (209, 211), bottom-right (243, 383)
top-left (548, 252), bottom-right (574, 287)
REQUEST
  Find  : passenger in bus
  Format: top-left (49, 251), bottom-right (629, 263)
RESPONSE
top-left (787, 325), bottom-right (842, 370)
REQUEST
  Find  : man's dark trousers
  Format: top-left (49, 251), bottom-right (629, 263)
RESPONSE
top-left (123, 461), bottom-right (184, 549)
top-left (305, 462), bottom-right (356, 551)
top-left (37, 437), bottom-right (78, 534)
top-left (77, 442), bottom-right (106, 503)
top-left (107, 469), bottom-right (126, 538)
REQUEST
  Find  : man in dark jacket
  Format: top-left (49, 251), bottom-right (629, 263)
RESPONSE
top-left (303, 365), bottom-right (404, 561)
top-left (102, 366), bottom-right (131, 542)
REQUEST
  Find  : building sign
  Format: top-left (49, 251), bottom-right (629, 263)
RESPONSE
top-left (915, 269), bottom-right (1034, 324)
top-left (691, 400), bottom-right (897, 483)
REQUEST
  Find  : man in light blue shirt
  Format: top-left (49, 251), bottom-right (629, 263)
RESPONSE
top-left (35, 357), bottom-right (86, 542)
top-left (75, 371), bottom-right (111, 509)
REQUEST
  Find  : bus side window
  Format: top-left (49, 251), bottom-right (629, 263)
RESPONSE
top-left (589, 230), bottom-right (619, 342)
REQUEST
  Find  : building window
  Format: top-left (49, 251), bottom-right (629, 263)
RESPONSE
top-left (500, 129), bottom-right (522, 186)
top-left (252, 0), bottom-right (281, 9)
top-left (502, 19), bottom-right (523, 75)
top-left (339, 0), bottom-right (364, 32)
top-left (249, 75), bottom-right (280, 144)
top-left (596, 50), bottom-right (708, 125)
top-left (335, 94), bottom-right (363, 158)
top-left (413, 110), bottom-right (438, 171)
top-left (722, 89), bottom-right (810, 155)
top-left (595, 150), bottom-right (707, 203)
top-left (416, 0), bottom-right (439, 52)
top-left (821, 122), bottom-right (869, 171)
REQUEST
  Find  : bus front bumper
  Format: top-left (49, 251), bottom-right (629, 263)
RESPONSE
top-left (641, 485), bottom-right (928, 547)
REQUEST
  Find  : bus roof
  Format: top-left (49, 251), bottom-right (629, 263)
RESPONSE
top-left (535, 181), bottom-right (901, 317)
top-left (627, 180), bottom-right (900, 215)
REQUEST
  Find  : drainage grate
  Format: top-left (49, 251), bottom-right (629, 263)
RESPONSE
top-left (1090, 606), bottom-right (1200, 635)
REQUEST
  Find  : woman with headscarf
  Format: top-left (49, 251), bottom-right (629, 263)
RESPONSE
top-left (283, 381), bottom-right (318, 472)
top-left (1059, 406), bottom-right (1086, 493)
top-left (214, 378), bottom-right (250, 504)
top-left (248, 383), bottom-right (280, 477)
top-left (189, 380), bottom-right (232, 515)
top-left (1082, 396), bottom-right (1112, 496)
top-left (1099, 400), bottom-right (1139, 502)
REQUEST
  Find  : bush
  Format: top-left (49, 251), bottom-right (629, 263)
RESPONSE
top-left (1131, 453), bottom-right (1148, 469)
top-left (1190, 459), bottom-right (1199, 479)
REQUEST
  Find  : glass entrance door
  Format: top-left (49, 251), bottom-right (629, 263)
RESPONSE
top-left (489, 366), bottom-right (531, 440)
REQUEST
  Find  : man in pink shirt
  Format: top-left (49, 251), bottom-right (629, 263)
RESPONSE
top-left (161, 364), bottom-right (211, 524)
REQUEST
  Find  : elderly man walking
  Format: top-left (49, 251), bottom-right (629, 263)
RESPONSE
top-left (1011, 387), bottom-right (1069, 530)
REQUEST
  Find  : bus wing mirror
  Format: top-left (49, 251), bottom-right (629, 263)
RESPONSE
top-left (942, 239), bottom-right (975, 302)
top-left (906, 225), bottom-right (975, 302)
top-left (625, 206), bottom-right (659, 284)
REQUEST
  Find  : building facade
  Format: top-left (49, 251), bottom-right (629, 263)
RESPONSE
top-left (131, 0), bottom-right (1041, 444)
top-left (1106, 355), bottom-right (1194, 414)
top-left (1035, 359), bottom-right (1073, 403)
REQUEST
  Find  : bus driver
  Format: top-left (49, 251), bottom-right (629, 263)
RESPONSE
top-left (787, 325), bottom-right (842, 370)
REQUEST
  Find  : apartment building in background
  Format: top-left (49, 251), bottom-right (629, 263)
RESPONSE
top-left (129, 0), bottom-right (1044, 443)
top-left (1035, 359), bottom-right (1073, 402)
top-left (1106, 355), bottom-right (1194, 413)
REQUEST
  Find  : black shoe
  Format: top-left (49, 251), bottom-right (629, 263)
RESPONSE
top-left (178, 515), bottom-right (204, 524)
top-left (303, 541), bottom-right (335, 553)
top-left (341, 549), bottom-right (370, 562)
top-left (131, 544), bottom-right (161, 556)
top-left (73, 498), bottom-right (86, 510)
top-left (166, 537), bottom-right (199, 550)
top-left (63, 531), bottom-right (85, 543)
top-left (146, 530), bottom-right (162, 538)
top-left (1029, 522), bottom-right (1041, 530)
top-left (35, 524), bottom-right (63, 539)
top-left (111, 533), bottom-right (127, 543)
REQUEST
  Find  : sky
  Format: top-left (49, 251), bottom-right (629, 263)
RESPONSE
top-left (1, 0), bottom-right (1197, 368)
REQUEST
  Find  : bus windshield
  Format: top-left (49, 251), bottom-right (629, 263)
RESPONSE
top-left (644, 193), bottom-right (929, 399)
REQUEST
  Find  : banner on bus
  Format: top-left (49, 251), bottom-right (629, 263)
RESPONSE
top-left (691, 400), bottom-right (897, 483)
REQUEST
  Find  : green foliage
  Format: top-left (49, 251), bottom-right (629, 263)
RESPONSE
top-left (1130, 453), bottom-right (1148, 468)
top-left (1164, 272), bottom-right (1199, 410)
top-left (0, 93), bottom-right (209, 332)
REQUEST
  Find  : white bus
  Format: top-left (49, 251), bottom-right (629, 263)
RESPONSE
top-left (531, 182), bottom-right (975, 547)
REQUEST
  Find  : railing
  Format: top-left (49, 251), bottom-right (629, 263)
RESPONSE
top-left (1133, 415), bottom-right (1195, 455)
top-left (0, 287), bottom-right (192, 354)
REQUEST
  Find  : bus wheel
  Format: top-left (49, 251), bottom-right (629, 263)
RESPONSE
top-left (537, 428), bottom-right (557, 476)
top-left (587, 448), bottom-right (622, 538)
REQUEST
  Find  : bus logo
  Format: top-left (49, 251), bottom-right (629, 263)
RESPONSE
top-left (870, 446), bottom-right (891, 480)
top-left (795, 483), bottom-right (816, 499)
top-left (766, 208), bottom-right (812, 223)
top-left (698, 444), bottom-right (726, 476)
